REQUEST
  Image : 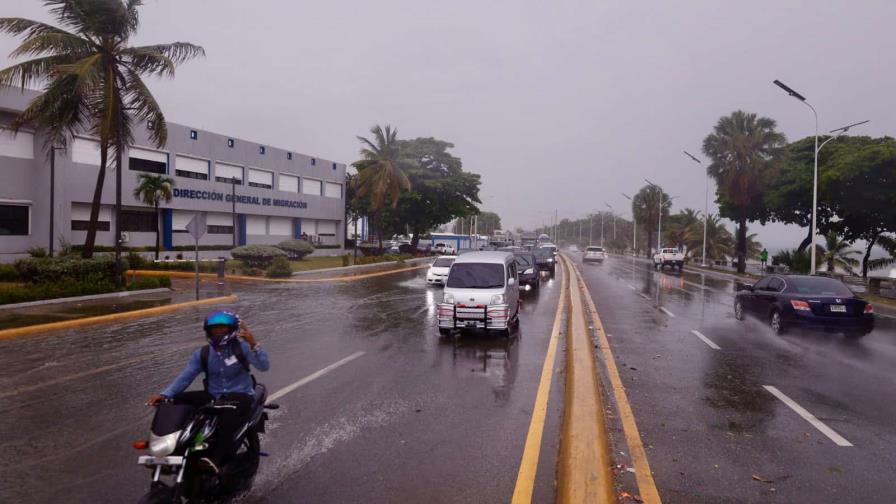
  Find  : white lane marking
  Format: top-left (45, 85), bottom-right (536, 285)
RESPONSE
top-left (659, 307), bottom-right (676, 317)
top-left (763, 385), bottom-right (853, 447)
top-left (876, 312), bottom-right (895, 320)
top-left (638, 293), bottom-right (650, 300)
top-left (690, 330), bottom-right (721, 350)
top-left (268, 351), bottom-right (366, 402)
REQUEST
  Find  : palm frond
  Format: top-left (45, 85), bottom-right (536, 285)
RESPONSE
top-left (124, 70), bottom-right (166, 147)
top-left (0, 54), bottom-right (72, 88)
top-left (8, 31), bottom-right (95, 59)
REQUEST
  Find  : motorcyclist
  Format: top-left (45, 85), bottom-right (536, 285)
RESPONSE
top-left (146, 310), bottom-right (270, 474)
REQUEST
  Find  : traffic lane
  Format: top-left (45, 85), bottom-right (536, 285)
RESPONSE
top-left (251, 271), bottom-right (564, 504)
top-left (0, 269), bottom-right (432, 503)
top-left (580, 258), bottom-right (896, 503)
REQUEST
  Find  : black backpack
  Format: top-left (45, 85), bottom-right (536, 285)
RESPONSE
top-left (199, 339), bottom-right (252, 391)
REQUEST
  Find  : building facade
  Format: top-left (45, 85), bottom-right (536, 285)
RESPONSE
top-left (0, 87), bottom-right (346, 261)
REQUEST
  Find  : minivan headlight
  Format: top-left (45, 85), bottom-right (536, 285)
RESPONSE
top-left (491, 294), bottom-right (505, 305)
top-left (444, 293), bottom-right (455, 304)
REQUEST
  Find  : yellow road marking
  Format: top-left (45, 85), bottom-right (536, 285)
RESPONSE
top-left (559, 255), bottom-right (615, 503)
top-left (0, 294), bottom-right (238, 340)
top-left (511, 262), bottom-right (567, 504)
top-left (129, 264), bottom-right (428, 283)
top-left (572, 260), bottom-right (662, 504)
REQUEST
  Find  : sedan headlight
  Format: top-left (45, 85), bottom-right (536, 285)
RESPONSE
top-left (443, 293), bottom-right (455, 304)
top-left (547, 258), bottom-right (554, 263)
top-left (491, 294), bottom-right (505, 304)
top-left (524, 268), bottom-right (534, 274)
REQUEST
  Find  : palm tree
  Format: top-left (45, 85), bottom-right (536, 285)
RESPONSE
top-left (351, 125), bottom-right (412, 250)
top-left (664, 208), bottom-right (702, 252)
top-left (818, 231), bottom-right (860, 274)
top-left (745, 233), bottom-right (763, 260)
top-left (867, 235), bottom-right (896, 273)
top-left (631, 184), bottom-right (671, 254)
top-left (703, 214), bottom-right (734, 261)
top-left (0, 0), bottom-right (204, 269)
top-left (132, 173), bottom-right (173, 260)
top-left (702, 110), bottom-right (786, 273)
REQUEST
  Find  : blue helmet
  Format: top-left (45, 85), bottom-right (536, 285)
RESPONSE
top-left (203, 310), bottom-right (240, 348)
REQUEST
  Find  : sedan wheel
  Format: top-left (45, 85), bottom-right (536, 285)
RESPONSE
top-left (734, 300), bottom-right (744, 321)
top-left (770, 310), bottom-right (785, 335)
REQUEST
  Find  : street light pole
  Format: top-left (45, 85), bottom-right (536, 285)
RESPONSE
top-left (589, 214), bottom-right (593, 246)
top-left (622, 193), bottom-right (636, 255)
top-left (684, 150), bottom-right (708, 266)
top-left (644, 179), bottom-right (662, 253)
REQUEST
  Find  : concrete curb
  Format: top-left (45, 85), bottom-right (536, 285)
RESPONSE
top-left (557, 255), bottom-right (616, 503)
top-left (0, 294), bottom-right (238, 340)
top-left (0, 288), bottom-right (171, 311)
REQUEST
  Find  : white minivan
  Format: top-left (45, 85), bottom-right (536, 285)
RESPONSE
top-left (438, 251), bottom-right (520, 337)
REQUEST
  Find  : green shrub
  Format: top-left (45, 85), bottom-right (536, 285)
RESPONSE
top-left (14, 256), bottom-right (124, 285)
top-left (265, 256), bottom-right (293, 278)
top-left (27, 246), bottom-right (48, 258)
top-left (277, 239), bottom-right (315, 260)
top-left (0, 278), bottom-right (117, 305)
top-left (231, 245), bottom-right (287, 268)
top-left (127, 251), bottom-right (147, 269)
top-left (0, 263), bottom-right (19, 282)
top-left (127, 275), bottom-right (172, 290)
top-left (342, 254), bottom-right (351, 267)
top-left (138, 260), bottom-right (221, 273)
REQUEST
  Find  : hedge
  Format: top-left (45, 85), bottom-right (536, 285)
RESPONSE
top-left (72, 244), bottom-right (236, 253)
top-left (127, 275), bottom-right (172, 290)
top-left (0, 279), bottom-right (116, 305)
top-left (230, 245), bottom-right (287, 268)
top-left (14, 256), bottom-right (126, 285)
top-left (277, 239), bottom-right (314, 260)
top-left (265, 256), bottom-right (293, 278)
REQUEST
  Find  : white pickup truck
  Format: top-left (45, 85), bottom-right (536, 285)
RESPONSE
top-left (653, 248), bottom-right (685, 270)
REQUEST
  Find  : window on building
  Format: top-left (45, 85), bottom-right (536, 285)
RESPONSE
top-left (0, 129), bottom-right (34, 159)
top-left (71, 137), bottom-right (102, 165)
top-left (302, 178), bottom-right (322, 196)
top-left (215, 163), bottom-right (243, 184)
top-left (246, 215), bottom-right (267, 235)
top-left (287, 152), bottom-right (293, 160)
top-left (324, 182), bottom-right (342, 199)
top-left (190, 130), bottom-right (198, 140)
top-left (227, 138), bottom-right (234, 148)
top-left (175, 155), bottom-right (209, 180)
top-left (311, 158), bottom-right (316, 165)
top-left (71, 203), bottom-right (111, 231)
top-left (332, 162), bottom-right (337, 170)
top-left (279, 174), bottom-right (299, 193)
top-left (259, 146), bottom-right (266, 155)
top-left (120, 210), bottom-right (157, 232)
top-left (268, 217), bottom-right (292, 236)
top-left (207, 225), bottom-right (234, 234)
top-left (0, 203), bottom-right (29, 235)
top-left (247, 168), bottom-right (273, 189)
top-left (129, 147), bottom-right (168, 174)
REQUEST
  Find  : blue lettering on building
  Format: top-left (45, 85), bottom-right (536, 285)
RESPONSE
top-left (172, 188), bottom-right (306, 209)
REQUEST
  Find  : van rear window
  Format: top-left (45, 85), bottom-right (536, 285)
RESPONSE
top-left (447, 263), bottom-right (505, 289)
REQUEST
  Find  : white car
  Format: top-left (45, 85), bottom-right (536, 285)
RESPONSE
top-left (583, 246), bottom-right (607, 262)
top-left (433, 243), bottom-right (457, 255)
top-left (654, 247), bottom-right (685, 270)
top-left (426, 256), bottom-right (455, 285)
top-left (438, 251), bottom-right (520, 337)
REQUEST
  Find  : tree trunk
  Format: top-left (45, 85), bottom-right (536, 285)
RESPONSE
top-left (736, 215), bottom-right (747, 273)
top-left (154, 202), bottom-right (160, 261)
top-left (797, 226), bottom-right (813, 253)
top-left (410, 227), bottom-right (421, 249)
top-left (862, 233), bottom-right (879, 278)
top-left (374, 211), bottom-right (383, 253)
top-left (82, 145), bottom-right (109, 258)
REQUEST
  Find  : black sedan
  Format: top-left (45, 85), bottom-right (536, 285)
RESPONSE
top-left (531, 247), bottom-right (556, 274)
top-left (513, 251), bottom-right (539, 291)
top-left (734, 274), bottom-right (874, 337)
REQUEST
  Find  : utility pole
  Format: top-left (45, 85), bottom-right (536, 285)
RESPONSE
top-left (231, 177), bottom-right (238, 247)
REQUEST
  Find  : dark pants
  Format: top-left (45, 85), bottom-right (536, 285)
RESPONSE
top-left (172, 391), bottom-right (253, 464)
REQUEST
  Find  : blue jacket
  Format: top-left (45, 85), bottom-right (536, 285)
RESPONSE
top-left (162, 341), bottom-right (270, 398)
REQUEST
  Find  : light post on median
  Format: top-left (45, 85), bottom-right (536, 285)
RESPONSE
top-left (773, 79), bottom-right (870, 275)
top-left (605, 203), bottom-right (615, 247)
top-left (622, 193), bottom-right (636, 256)
top-left (683, 150), bottom-right (709, 267)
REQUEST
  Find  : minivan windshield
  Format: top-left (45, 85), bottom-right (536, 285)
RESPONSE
top-left (786, 277), bottom-right (854, 297)
top-left (446, 263), bottom-right (505, 289)
top-left (433, 257), bottom-right (455, 268)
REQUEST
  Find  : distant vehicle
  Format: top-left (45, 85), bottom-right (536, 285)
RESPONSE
top-left (433, 242), bottom-right (456, 255)
top-left (532, 246), bottom-right (556, 274)
top-left (416, 243), bottom-right (433, 255)
top-left (513, 251), bottom-right (539, 291)
top-left (734, 274), bottom-right (874, 337)
top-left (583, 246), bottom-right (607, 263)
top-left (539, 243), bottom-right (559, 262)
top-left (389, 241), bottom-right (410, 253)
top-left (520, 232), bottom-right (538, 248)
top-left (438, 251), bottom-right (520, 337)
top-left (426, 256), bottom-right (456, 285)
top-left (653, 248), bottom-right (684, 270)
top-left (537, 233), bottom-right (551, 244)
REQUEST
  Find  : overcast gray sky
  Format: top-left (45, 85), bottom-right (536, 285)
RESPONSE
top-left (3, 0), bottom-right (895, 253)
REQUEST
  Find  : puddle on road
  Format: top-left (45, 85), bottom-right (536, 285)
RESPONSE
top-left (702, 355), bottom-right (775, 434)
top-left (440, 333), bottom-right (520, 404)
top-left (0, 296), bottom-right (176, 330)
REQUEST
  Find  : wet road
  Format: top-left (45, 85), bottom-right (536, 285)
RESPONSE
top-left (579, 256), bottom-right (896, 503)
top-left (0, 267), bottom-right (564, 503)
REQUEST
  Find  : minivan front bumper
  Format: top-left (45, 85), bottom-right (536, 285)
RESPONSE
top-left (437, 303), bottom-right (512, 330)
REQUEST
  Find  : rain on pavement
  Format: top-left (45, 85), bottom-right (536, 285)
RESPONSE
top-left (0, 267), bottom-right (564, 503)
top-left (578, 256), bottom-right (896, 503)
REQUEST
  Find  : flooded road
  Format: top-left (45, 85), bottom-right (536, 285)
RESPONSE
top-left (0, 267), bottom-right (563, 503)
top-left (579, 256), bottom-right (896, 503)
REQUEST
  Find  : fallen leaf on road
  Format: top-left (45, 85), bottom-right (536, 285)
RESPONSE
top-left (752, 474), bottom-right (773, 483)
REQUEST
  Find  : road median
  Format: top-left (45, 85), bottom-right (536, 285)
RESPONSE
top-left (0, 294), bottom-right (238, 340)
top-left (129, 262), bottom-right (429, 283)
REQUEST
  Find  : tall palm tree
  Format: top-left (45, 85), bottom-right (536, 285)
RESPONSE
top-left (351, 124), bottom-right (412, 250)
top-left (664, 208), bottom-right (701, 251)
top-left (703, 214), bottom-right (734, 261)
top-left (818, 231), bottom-right (860, 274)
top-left (0, 0), bottom-right (204, 270)
top-left (745, 233), bottom-right (763, 260)
top-left (867, 234), bottom-right (896, 274)
top-left (702, 110), bottom-right (786, 273)
top-left (631, 184), bottom-right (671, 254)
top-left (132, 173), bottom-right (173, 260)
